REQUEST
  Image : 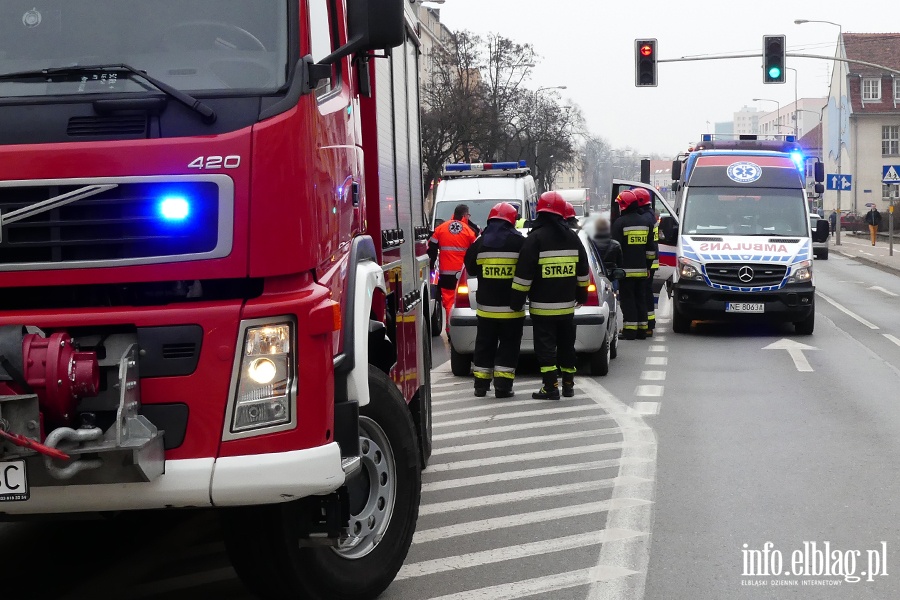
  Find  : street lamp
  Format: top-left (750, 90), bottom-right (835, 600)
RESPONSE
top-left (537, 85), bottom-right (567, 93)
top-left (752, 98), bottom-right (781, 136)
top-left (795, 18), bottom-right (843, 244)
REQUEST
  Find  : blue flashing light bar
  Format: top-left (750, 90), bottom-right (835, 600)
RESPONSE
top-left (790, 150), bottom-right (805, 171)
top-left (701, 134), bottom-right (712, 142)
top-left (159, 196), bottom-right (190, 221)
top-left (445, 161), bottom-right (528, 172)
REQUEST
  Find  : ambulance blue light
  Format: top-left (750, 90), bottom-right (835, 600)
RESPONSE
top-left (790, 151), bottom-right (805, 170)
top-left (159, 197), bottom-right (190, 221)
top-left (445, 161), bottom-right (526, 172)
top-left (701, 134), bottom-right (712, 142)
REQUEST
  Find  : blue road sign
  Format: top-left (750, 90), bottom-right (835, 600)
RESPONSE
top-left (883, 165), bottom-right (900, 184)
top-left (826, 174), bottom-right (852, 191)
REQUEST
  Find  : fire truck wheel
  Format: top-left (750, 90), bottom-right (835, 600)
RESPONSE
top-left (223, 366), bottom-right (421, 600)
top-left (414, 324), bottom-right (433, 468)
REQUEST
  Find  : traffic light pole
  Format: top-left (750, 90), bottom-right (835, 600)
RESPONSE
top-left (656, 52), bottom-right (900, 77)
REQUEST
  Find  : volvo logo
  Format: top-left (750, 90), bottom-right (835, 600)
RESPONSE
top-left (738, 266), bottom-right (754, 283)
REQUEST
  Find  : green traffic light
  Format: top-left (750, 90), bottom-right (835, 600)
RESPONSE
top-left (768, 66), bottom-right (782, 79)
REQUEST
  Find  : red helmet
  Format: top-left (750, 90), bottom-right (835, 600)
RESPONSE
top-left (563, 201), bottom-right (576, 220)
top-left (487, 201), bottom-right (518, 225)
top-left (537, 191), bottom-right (566, 217)
top-left (633, 188), bottom-right (652, 207)
top-left (616, 190), bottom-right (638, 211)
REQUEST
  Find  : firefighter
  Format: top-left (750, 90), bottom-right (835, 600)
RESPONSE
top-left (611, 190), bottom-right (653, 340)
top-left (633, 188), bottom-right (659, 336)
top-left (463, 202), bottom-right (526, 398)
top-left (563, 201), bottom-right (581, 229)
top-left (511, 191), bottom-right (589, 400)
top-left (428, 204), bottom-right (478, 336)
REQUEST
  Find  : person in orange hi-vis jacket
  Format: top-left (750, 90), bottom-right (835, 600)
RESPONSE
top-left (428, 204), bottom-right (478, 337)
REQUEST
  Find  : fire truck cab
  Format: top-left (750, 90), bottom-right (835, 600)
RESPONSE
top-left (0, 1), bottom-right (431, 598)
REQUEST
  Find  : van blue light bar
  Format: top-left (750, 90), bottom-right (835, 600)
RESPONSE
top-left (445, 161), bottom-right (527, 172)
top-left (701, 134), bottom-right (712, 142)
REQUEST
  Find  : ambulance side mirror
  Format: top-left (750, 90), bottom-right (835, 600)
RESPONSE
top-left (814, 161), bottom-right (825, 183)
top-left (815, 219), bottom-right (830, 243)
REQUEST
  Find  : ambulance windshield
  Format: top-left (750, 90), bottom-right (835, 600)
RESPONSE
top-left (682, 187), bottom-right (808, 236)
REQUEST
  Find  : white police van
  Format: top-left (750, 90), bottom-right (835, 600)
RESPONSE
top-left (658, 135), bottom-right (829, 334)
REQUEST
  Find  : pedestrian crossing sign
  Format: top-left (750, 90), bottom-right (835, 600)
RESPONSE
top-left (883, 165), bottom-right (900, 184)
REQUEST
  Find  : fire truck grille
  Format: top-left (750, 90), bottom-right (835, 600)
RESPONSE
top-left (705, 263), bottom-right (787, 286)
top-left (0, 181), bottom-right (220, 266)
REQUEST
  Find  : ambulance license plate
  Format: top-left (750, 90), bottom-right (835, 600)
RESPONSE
top-left (726, 302), bottom-right (764, 313)
top-left (0, 460), bottom-right (28, 502)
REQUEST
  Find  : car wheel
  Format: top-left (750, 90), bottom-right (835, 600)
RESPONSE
top-left (609, 328), bottom-right (618, 360)
top-left (221, 365), bottom-right (421, 600)
top-left (589, 334), bottom-right (611, 376)
top-left (672, 301), bottom-right (691, 334)
top-left (430, 301), bottom-right (443, 337)
top-left (450, 346), bottom-right (472, 377)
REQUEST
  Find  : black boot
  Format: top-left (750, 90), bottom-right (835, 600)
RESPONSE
top-left (561, 371), bottom-right (575, 398)
top-left (533, 372), bottom-right (560, 400)
top-left (494, 388), bottom-right (515, 399)
top-left (473, 381), bottom-right (490, 397)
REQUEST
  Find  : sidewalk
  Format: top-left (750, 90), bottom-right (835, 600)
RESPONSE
top-left (828, 229), bottom-right (900, 274)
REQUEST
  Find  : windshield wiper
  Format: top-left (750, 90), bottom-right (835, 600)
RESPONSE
top-left (0, 63), bottom-right (216, 124)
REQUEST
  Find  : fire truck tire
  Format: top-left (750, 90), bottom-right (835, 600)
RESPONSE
top-left (413, 323), bottom-right (433, 468)
top-left (450, 347), bottom-right (472, 377)
top-left (223, 366), bottom-right (421, 600)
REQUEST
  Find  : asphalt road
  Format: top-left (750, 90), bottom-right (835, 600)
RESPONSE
top-left (4, 251), bottom-right (900, 599)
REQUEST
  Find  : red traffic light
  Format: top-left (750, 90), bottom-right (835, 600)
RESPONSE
top-left (640, 44), bottom-right (654, 57)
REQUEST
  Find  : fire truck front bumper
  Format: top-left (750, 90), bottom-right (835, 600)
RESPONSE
top-left (0, 442), bottom-right (345, 515)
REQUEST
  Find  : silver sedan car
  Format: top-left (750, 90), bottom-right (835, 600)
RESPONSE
top-left (448, 229), bottom-right (623, 376)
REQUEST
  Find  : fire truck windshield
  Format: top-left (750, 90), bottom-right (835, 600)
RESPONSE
top-left (0, 1), bottom-right (289, 97)
top-left (682, 187), bottom-right (808, 237)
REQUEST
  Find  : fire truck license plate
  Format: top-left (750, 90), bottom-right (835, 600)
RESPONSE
top-left (0, 460), bottom-right (28, 501)
top-left (726, 302), bottom-right (764, 313)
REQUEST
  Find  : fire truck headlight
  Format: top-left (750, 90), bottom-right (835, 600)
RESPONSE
top-left (232, 323), bottom-right (294, 432)
top-left (787, 260), bottom-right (812, 284)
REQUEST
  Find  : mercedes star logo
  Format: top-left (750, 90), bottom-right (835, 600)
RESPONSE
top-left (738, 266), bottom-right (754, 283)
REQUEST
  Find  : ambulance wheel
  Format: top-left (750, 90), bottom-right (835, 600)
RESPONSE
top-left (589, 335), bottom-right (611, 376)
top-left (222, 366), bottom-right (421, 600)
top-left (794, 306), bottom-right (815, 335)
top-left (672, 302), bottom-right (691, 334)
top-left (450, 347), bottom-right (472, 377)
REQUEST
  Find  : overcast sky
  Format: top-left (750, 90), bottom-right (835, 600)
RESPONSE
top-left (434, 0), bottom-right (893, 157)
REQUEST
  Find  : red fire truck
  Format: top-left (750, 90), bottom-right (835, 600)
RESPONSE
top-left (0, 1), bottom-right (431, 598)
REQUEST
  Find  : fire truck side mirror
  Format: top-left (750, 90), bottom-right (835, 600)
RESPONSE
top-left (813, 161), bottom-right (825, 183)
top-left (320, 0), bottom-right (405, 65)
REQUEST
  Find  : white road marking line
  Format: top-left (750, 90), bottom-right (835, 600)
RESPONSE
top-left (432, 388), bottom-right (472, 398)
top-left (632, 402), bottom-right (660, 415)
top-left (433, 428), bottom-right (621, 456)
top-left (652, 335), bottom-right (667, 341)
top-left (869, 286), bottom-right (899, 297)
top-left (635, 385), bottom-right (664, 397)
top-left (424, 566), bottom-right (639, 600)
top-left (433, 414), bottom-right (616, 441)
top-left (434, 403), bottom-right (604, 428)
top-left (640, 370), bottom-right (666, 381)
top-left (413, 497), bottom-right (652, 544)
top-left (422, 456), bottom-right (651, 492)
top-left (427, 441), bottom-right (637, 473)
top-left (396, 529), bottom-right (647, 581)
top-left (884, 334), bottom-right (900, 347)
top-left (420, 476), bottom-right (651, 516)
top-left (645, 356), bottom-right (667, 366)
top-left (762, 339), bottom-right (816, 372)
top-left (580, 378), bottom-right (657, 600)
top-left (817, 291), bottom-right (880, 329)
top-left (431, 380), bottom-right (471, 389)
top-left (433, 398), bottom-right (552, 416)
top-left (649, 344), bottom-right (667, 352)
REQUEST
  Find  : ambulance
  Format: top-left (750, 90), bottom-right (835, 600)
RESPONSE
top-left (659, 135), bottom-right (829, 334)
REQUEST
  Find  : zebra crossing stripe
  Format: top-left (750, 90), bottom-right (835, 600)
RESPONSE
top-left (423, 457), bottom-right (652, 492)
top-left (420, 476), bottom-right (652, 516)
top-left (395, 528), bottom-right (647, 580)
top-left (434, 404), bottom-right (604, 428)
top-left (427, 441), bottom-right (634, 473)
top-left (433, 398), bottom-right (551, 415)
top-left (433, 414), bottom-right (617, 441)
top-left (432, 428), bottom-right (622, 456)
top-left (413, 497), bottom-right (652, 544)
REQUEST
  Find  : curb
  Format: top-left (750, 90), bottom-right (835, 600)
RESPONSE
top-left (834, 249), bottom-right (900, 274)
